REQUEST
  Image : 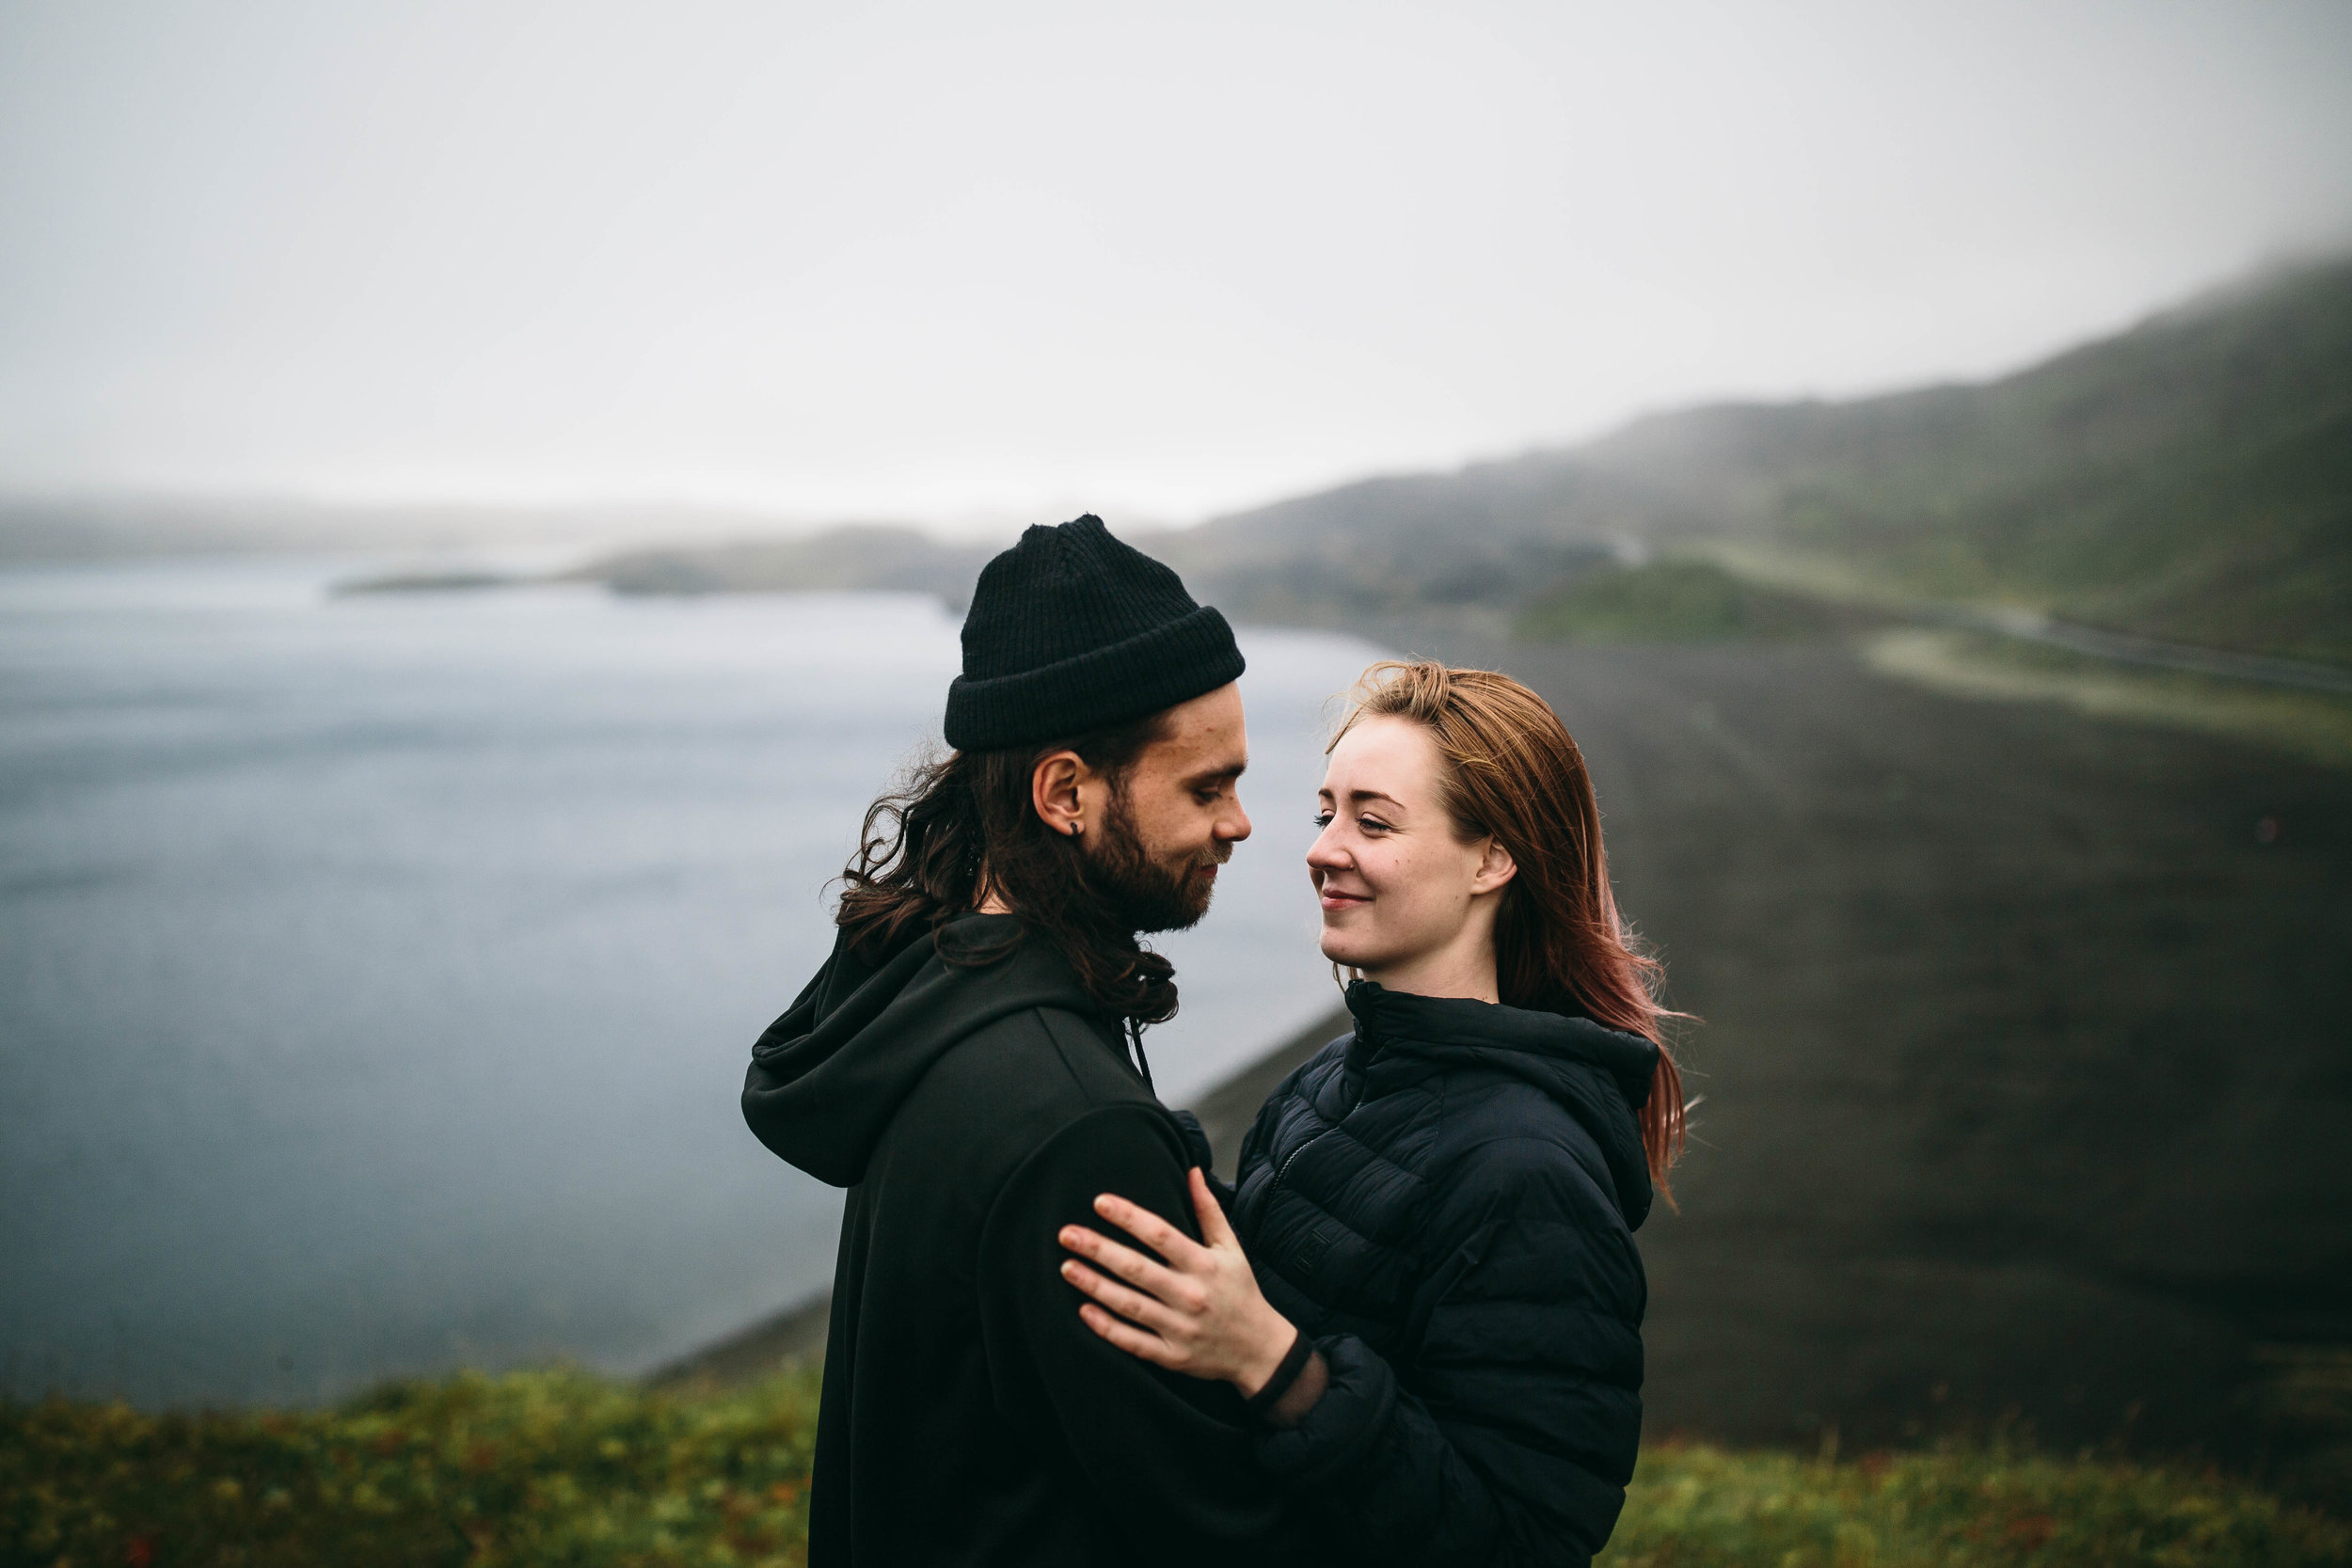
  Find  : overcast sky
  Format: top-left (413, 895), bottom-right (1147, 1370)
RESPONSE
top-left (3, 0), bottom-right (2348, 530)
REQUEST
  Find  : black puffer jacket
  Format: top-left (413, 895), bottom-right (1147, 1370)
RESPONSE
top-left (1232, 980), bottom-right (1659, 1567)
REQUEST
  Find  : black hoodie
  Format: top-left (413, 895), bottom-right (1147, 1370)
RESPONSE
top-left (1228, 981), bottom-right (1660, 1568)
top-left (742, 914), bottom-right (1300, 1567)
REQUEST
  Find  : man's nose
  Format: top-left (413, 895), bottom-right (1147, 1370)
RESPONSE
top-left (1217, 797), bottom-right (1252, 844)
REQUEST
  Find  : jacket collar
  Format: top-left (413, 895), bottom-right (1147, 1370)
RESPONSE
top-left (1343, 979), bottom-right (1660, 1228)
top-left (1345, 982), bottom-right (1658, 1104)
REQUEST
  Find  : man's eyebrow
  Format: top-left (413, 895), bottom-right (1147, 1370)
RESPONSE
top-left (1182, 756), bottom-right (1248, 786)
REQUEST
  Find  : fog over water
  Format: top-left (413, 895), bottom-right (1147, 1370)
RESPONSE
top-left (4, 2), bottom-right (2347, 519)
top-left (0, 558), bottom-right (1383, 1406)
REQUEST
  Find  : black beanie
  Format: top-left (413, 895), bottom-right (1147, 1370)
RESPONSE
top-left (944, 515), bottom-right (1245, 752)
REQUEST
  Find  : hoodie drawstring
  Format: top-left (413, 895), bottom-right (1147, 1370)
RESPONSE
top-left (1126, 1017), bottom-right (1155, 1094)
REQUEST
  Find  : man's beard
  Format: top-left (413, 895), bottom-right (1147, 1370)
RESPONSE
top-left (1084, 798), bottom-right (1224, 935)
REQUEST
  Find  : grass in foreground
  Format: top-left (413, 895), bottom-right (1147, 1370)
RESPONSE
top-left (6, 1370), bottom-right (2345, 1567)
top-left (2, 1370), bottom-right (818, 1568)
top-left (1608, 1442), bottom-right (2346, 1567)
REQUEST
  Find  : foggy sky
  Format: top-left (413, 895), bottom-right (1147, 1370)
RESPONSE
top-left (3, 0), bottom-right (2348, 530)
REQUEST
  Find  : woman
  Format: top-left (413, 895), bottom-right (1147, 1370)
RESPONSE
top-left (1058, 659), bottom-right (1684, 1566)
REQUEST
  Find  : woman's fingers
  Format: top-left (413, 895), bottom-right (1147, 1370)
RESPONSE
top-left (1188, 1167), bottom-right (1242, 1250)
top-left (1090, 1191), bottom-right (1207, 1268)
top-left (1065, 1183), bottom-right (1295, 1395)
top-left (1059, 1224), bottom-right (1197, 1307)
top-left (1059, 1259), bottom-right (1191, 1344)
top-left (1077, 1302), bottom-right (1181, 1368)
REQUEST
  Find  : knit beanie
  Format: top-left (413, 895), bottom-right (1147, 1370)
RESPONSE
top-left (944, 515), bottom-right (1245, 752)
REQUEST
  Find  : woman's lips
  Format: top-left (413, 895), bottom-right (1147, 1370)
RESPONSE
top-left (1318, 889), bottom-right (1371, 911)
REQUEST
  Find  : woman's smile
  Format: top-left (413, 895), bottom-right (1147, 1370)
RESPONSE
top-left (1316, 881), bottom-right (1372, 912)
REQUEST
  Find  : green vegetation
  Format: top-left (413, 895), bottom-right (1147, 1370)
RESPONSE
top-left (1607, 1441), bottom-right (2348, 1568)
top-left (8, 1371), bottom-right (2346, 1568)
top-left (2, 1370), bottom-right (818, 1568)
top-left (1514, 559), bottom-right (1845, 644)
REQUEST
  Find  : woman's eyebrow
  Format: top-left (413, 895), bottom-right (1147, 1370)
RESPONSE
top-left (1343, 788), bottom-right (1406, 810)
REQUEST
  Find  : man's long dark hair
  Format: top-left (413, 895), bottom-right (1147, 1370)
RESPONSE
top-left (835, 714), bottom-right (1178, 1024)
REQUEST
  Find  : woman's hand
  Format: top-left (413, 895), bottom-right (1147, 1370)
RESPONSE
top-left (1058, 1167), bottom-right (1298, 1397)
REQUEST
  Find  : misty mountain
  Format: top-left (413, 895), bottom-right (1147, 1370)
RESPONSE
top-left (1168, 254), bottom-right (2352, 662)
top-left (576, 254), bottom-right (2345, 663)
top-left (26, 257), bottom-right (2341, 667)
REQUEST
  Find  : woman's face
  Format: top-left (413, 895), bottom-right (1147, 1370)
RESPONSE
top-left (1309, 715), bottom-right (1513, 990)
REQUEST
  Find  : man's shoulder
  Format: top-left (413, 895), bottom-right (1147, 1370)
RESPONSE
top-left (886, 997), bottom-right (1168, 1174)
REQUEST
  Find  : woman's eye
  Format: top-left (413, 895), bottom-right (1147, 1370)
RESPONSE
top-left (1359, 816), bottom-right (1393, 834)
top-left (1311, 812), bottom-right (1333, 828)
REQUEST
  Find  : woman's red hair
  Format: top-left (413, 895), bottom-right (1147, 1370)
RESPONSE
top-left (1334, 660), bottom-right (1687, 1199)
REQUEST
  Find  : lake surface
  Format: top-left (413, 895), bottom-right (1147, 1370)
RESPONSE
top-left (0, 556), bottom-right (1385, 1406)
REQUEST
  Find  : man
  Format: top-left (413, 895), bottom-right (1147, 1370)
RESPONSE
top-left (742, 516), bottom-right (1304, 1565)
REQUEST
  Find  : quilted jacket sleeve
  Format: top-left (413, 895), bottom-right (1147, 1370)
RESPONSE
top-left (1252, 1137), bottom-right (1646, 1567)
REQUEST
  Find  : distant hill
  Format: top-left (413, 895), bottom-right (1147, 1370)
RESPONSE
top-left (1166, 255), bottom-right (2352, 663)
top-left (567, 527), bottom-right (997, 609)
top-left (0, 496), bottom-right (832, 563)
top-left (70, 257), bottom-right (2333, 666)
top-left (1134, 460), bottom-right (1639, 625)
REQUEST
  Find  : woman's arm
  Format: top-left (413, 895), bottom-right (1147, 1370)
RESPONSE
top-left (983, 1112), bottom-right (1308, 1559)
top-left (1065, 1149), bottom-right (1644, 1567)
top-left (1057, 1168), bottom-right (1328, 1426)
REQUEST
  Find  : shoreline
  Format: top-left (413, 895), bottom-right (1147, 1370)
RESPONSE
top-left (644, 1005), bottom-right (1352, 1388)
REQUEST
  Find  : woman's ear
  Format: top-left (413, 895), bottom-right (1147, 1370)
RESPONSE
top-left (1031, 750), bottom-right (1088, 837)
top-left (1470, 836), bottom-right (1518, 897)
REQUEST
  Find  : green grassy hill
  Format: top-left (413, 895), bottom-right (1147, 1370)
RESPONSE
top-left (1169, 256), bottom-right (2352, 662)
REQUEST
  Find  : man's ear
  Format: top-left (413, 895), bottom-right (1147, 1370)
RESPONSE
top-left (1031, 750), bottom-right (1088, 837)
top-left (1470, 836), bottom-right (1518, 897)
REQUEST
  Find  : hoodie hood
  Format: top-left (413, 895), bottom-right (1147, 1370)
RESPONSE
top-left (741, 914), bottom-right (1104, 1187)
top-left (1343, 980), bottom-right (1660, 1228)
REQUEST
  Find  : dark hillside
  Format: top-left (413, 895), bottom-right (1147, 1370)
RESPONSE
top-left (1425, 629), bottom-right (2352, 1493)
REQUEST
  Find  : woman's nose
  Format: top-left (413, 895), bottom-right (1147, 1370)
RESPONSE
top-left (1306, 821), bottom-right (1349, 871)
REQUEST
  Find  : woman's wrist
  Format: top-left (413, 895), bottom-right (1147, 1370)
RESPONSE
top-left (1233, 1307), bottom-right (1301, 1399)
top-left (1259, 1349), bottom-right (1327, 1430)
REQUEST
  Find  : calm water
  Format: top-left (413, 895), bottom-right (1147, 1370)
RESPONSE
top-left (0, 556), bottom-right (1385, 1406)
